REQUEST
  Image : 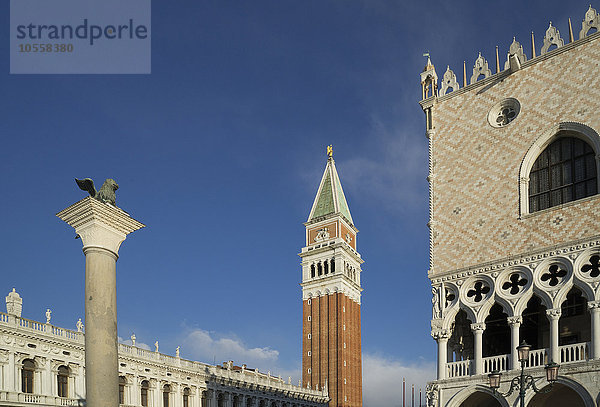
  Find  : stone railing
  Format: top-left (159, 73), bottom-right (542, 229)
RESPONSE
top-left (4, 392), bottom-right (83, 405)
top-left (483, 354), bottom-right (509, 373)
top-left (447, 359), bottom-right (470, 378)
top-left (0, 312), bottom-right (84, 343)
top-left (526, 348), bottom-right (548, 368)
top-left (1, 314), bottom-right (327, 401)
top-left (118, 343), bottom-right (327, 397)
top-left (560, 342), bottom-right (589, 364)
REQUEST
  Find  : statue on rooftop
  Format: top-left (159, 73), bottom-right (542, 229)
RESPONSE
top-left (45, 309), bottom-right (52, 324)
top-left (75, 178), bottom-right (119, 206)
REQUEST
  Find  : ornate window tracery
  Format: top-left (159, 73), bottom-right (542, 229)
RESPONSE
top-left (466, 281), bottom-right (490, 302)
top-left (501, 273), bottom-right (528, 295)
top-left (581, 255), bottom-right (600, 278)
top-left (529, 136), bottom-right (597, 212)
top-left (541, 264), bottom-right (568, 287)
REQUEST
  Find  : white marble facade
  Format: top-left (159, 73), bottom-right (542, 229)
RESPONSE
top-left (0, 289), bottom-right (328, 407)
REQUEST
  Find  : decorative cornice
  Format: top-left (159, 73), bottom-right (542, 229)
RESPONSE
top-left (430, 236), bottom-right (600, 283)
top-left (57, 197), bottom-right (144, 236)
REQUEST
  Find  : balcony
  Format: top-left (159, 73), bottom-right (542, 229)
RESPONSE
top-left (446, 342), bottom-right (589, 379)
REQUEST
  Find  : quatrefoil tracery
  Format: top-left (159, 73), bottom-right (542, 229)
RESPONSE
top-left (467, 281), bottom-right (490, 302)
top-left (581, 255), bottom-right (600, 278)
top-left (541, 264), bottom-right (567, 287)
top-left (502, 273), bottom-right (528, 295)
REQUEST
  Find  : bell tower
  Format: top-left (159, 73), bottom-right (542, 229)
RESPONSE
top-left (300, 146), bottom-right (363, 407)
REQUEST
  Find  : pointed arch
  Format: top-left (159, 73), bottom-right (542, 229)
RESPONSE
top-left (519, 122), bottom-right (600, 216)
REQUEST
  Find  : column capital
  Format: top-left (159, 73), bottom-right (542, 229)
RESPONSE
top-left (431, 328), bottom-right (451, 340)
top-left (588, 300), bottom-right (600, 310)
top-left (57, 197), bottom-right (144, 256)
top-left (470, 322), bottom-right (486, 332)
top-left (507, 316), bottom-right (523, 325)
top-left (546, 308), bottom-right (562, 320)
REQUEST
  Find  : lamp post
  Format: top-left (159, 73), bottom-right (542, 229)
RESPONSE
top-left (488, 341), bottom-right (560, 407)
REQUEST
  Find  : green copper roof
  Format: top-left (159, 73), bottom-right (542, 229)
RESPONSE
top-left (308, 158), bottom-right (354, 224)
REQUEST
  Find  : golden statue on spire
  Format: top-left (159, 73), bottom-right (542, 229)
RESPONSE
top-left (327, 145), bottom-right (333, 158)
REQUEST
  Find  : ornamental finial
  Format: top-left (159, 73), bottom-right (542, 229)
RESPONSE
top-left (327, 145), bottom-right (333, 159)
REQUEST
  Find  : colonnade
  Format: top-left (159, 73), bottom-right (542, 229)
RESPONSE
top-left (434, 301), bottom-right (600, 380)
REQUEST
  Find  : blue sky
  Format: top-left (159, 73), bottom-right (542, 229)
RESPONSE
top-left (0, 1), bottom-right (595, 405)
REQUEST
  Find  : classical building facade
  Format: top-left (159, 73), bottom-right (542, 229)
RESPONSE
top-left (0, 288), bottom-right (329, 407)
top-left (422, 6), bottom-right (600, 407)
top-left (300, 151), bottom-right (363, 407)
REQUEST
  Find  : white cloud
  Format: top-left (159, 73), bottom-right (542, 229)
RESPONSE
top-left (340, 116), bottom-right (427, 213)
top-left (182, 329), bottom-right (279, 371)
top-left (363, 353), bottom-right (435, 407)
top-left (118, 336), bottom-right (152, 351)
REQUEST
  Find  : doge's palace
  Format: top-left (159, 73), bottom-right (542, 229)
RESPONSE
top-left (422, 6), bottom-right (600, 407)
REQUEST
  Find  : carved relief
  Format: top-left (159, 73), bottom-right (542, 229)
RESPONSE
top-left (314, 227), bottom-right (330, 242)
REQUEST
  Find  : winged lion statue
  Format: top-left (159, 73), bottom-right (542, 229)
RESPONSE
top-left (75, 178), bottom-right (119, 206)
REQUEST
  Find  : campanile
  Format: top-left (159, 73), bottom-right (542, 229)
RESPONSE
top-left (300, 147), bottom-right (363, 407)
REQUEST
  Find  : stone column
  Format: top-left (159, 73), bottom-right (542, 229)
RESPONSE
top-left (588, 301), bottom-right (600, 359)
top-left (471, 323), bottom-right (485, 375)
top-left (507, 316), bottom-right (522, 370)
top-left (7, 351), bottom-right (15, 392)
top-left (546, 308), bottom-right (562, 363)
top-left (431, 329), bottom-right (450, 380)
top-left (57, 197), bottom-right (144, 407)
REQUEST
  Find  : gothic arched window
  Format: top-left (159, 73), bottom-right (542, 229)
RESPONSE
top-left (141, 380), bottom-right (150, 407)
top-left (22, 359), bottom-right (35, 393)
top-left (57, 365), bottom-right (69, 397)
top-left (529, 137), bottom-right (597, 212)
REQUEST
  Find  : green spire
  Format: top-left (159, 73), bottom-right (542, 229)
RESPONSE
top-left (308, 156), bottom-right (354, 225)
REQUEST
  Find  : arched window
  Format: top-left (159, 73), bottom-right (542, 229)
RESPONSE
top-left (183, 387), bottom-right (190, 407)
top-left (57, 365), bottom-right (69, 397)
top-left (163, 384), bottom-right (171, 407)
top-left (324, 260), bottom-right (329, 274)
top-left (22, 359), bottom-right (35, 393)
top-left (310, 264), bottom-right (315, 278)
top-left (529, 136), bottom-right (597, 212)
top-left (317, 262), bottom-right (322, 276)
top-left (330, 258), bottom-right (335, 273)
top-left (119, 376), bottom-right (127, 404)
top-left (141, 380), bottom-right (150, 407)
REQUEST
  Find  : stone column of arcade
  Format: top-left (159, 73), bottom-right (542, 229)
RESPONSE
top-left (57, 194), bottom-right (144, 407)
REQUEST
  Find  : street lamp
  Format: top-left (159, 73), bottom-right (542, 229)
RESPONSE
top-left (487, 341), bottom-right (559, 407)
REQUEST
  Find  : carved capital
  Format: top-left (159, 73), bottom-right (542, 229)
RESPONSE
top-left (507, 316), bottom-right (523, 326)
top-left (470, 322), bottom-right (486, 332)
top-left (431, 329), bottom-right (451, 341)
top-left (546, 308), bottom-right (562, 320)
top-left (57, 197), bottom-right (144, 257)
top-left (588, 301), bottom-right (600, 310)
